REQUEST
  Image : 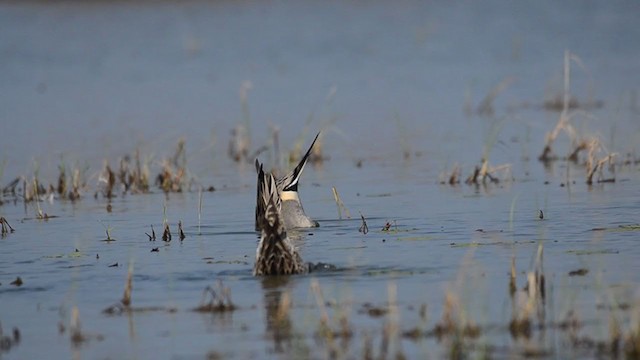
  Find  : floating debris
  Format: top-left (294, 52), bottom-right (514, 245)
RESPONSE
top-left (568, 268), bottom-right (589, 276)
top-left (10, 277), bottom-right (23, 287)
top-left (359, 303), bottom-right (388, 318)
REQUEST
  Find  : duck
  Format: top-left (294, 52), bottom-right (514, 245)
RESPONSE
top-left (253, 165), bottom-right (307, 276)
top-left (255, 133), bottom-right (320, 232)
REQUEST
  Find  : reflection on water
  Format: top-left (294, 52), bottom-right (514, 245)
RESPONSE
top-left (261, 276), bottom-right (294, 354)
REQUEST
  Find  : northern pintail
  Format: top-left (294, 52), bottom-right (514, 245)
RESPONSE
top-left (253, 165), bottom-right (307, 276)
top-left (255, 133), bottom-right (320, 231)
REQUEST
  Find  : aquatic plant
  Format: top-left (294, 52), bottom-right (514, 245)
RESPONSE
top-left (121, 263), bottom-right (133, 307)
top-left (476, 76), bottom-right (516, 117)
top-left (0, 217), bottom-right (15, 236)
top-left (358, 212), bottom-right (369, 234)
top-left (0, 321), bottom-right (21, 354)
top-left (585, 138), bottom-right (617, 184)
top-left (178, 220), bottom-right (186, 241)
top-left (539, 50), bottom-right (606, 166)
top-left (194, 281), bottom-right (237, 313)
top-left (331, 186), bottom-right (350, 220)
top-left (145, 224), bottom-right (156, 241)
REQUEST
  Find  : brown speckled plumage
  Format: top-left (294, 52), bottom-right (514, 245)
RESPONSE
top-left (253, 167), bottom-right (307, 276)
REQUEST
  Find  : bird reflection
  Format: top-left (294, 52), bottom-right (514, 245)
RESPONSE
top-left (261, 276), bottom-right (294, 354)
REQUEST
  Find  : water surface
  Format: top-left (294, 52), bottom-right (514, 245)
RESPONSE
top-left (1, 1), bottom-right (640, 359)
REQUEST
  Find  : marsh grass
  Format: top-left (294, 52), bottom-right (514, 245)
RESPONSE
top-left (331, 187), bottom-right (351, 219)
top-left (358, 212), bottom-right (369, 234)
top-left (228, 81), bottom-right (253, 163)
top-left (198, 188), bottom-right (203, 235)
top-left (99, 221), bottom-right (115, 242)
top-left (57, 161), bottom-right (66, 199)
top-left (539, 50), bottom-right (614, 174)
top-left (69, 306), bottom-right (104, 347)
top-left (394, 112), bottom-right (413, 161)
top-left (2, 177), bottom-right (20, 197)
top-left (162, 222), bottom-right (171, 242)
top-left (624, 304), bottom-right (640, 359)
top-left (462, 117), bottom-right (513, 186)
top-left (178, 220), bottom-right (186, 241)
top-left (156, 139), bottom-right (189, 193)
top-left (193, 281), bottom-right (237, 313)
top-left (476, 76), bottom-right (516, 117)
top-left (0, 217), bottom-right (15, 236)
top-left (439, 164), bottom-right (461, 185)
top-left (310, 279), bottom-right (354, 358)
top-left (510, 243), bottom-right (546, 339)
top-left (145, 224), bottom-right (156, 241)
top-left (102, 264), bottom-right (177, 315)
top-left (121, 263), bottom-right (133, 307)
top-left (585, 138), bottom-right (617, 184)
top-left (288, 88), bottom-right (336, 167)
top-left (97, 161), bottom-right (116, 199)
top-left (0, 322), bottom-right (21, 354)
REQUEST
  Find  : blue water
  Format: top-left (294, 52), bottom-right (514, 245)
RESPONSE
top-left (1, 1), bottom-right (640, 359)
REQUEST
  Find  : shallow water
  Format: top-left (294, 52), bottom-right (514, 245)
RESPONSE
top-left (1, 1), bottom-right (640, 359)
